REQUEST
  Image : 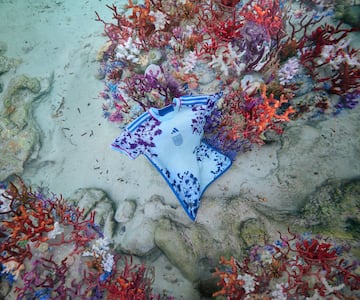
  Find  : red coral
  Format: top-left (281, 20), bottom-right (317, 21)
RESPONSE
top-left (213, 230), bottom-right (360, 299)
top-left (209, 85), bottom-right (294, 147)
top-left (0, 178), bottom-right (96, 273)
top-left (95, 5), bottom-right (134, 49)
top-left (0, 180), bottom-right (55, 268)
top-left (202, 10), bottom-right (243, 44)
top-left (298, 23), bottom-right (360, 95)
top-left (321, 58), bottom-right (360, 96)
top-left (241, 85), bottom-right (295, 144)
top-left (0, 179), bottom-right (173, 299)
top-left (220, 0), bottom-right (241, 7)
top-left (240, 0), bottom-right (285, 39)
top-left (195, 2), bottom-right (243, 57)
top-left (296, 238), bottom-right (337, 266)
top-left (213, 256), bottom-right (260, 299)
top-left (102, 256), bottom-right (156, 300)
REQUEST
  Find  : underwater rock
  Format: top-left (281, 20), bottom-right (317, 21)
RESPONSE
top-left (117, 215), bottom-right (158, 256)
top-left (102, 194), bottom-right (183, 257)
top-left (154, 219), bottom-right (200, 282)
top-left (0, 53), bottom-right (22, 75)
top-left (0, 42), bottom-right (21, 75)
top-left (2, 75), bottom-right (41, 126)
top-left (336, 4), bottom-right (360, 27)
top-left (69, 188), bottom-right (116, 239)
top-left (240, 74), bottom-right (263, 95)
top-left (133, 49), bottom-right (164, 73)
top-left (147, 49), bottom-right (163, 65)
top-left (239, 218), bottom-right (268, 248)
top-left (69, 190), bottom-right (160, 257)
top-left (0, 41), bottom-right (7, 55)
top-left (0, 74), bottom-right (52, 181)
top-left (143, 194), bottom-right (180, 220)
top-left (153, 196), bottom-right (264, 284)
top-left (114, 199), bottom-right (137, 223)
top-left (193, 63), bottom-right (216, 85)
top-left (112, 194), bottom-right (178, 257)
top-left (275, 111), bottom-right (360, 211)
top-left (263, 129), bottom-right (282, 144)
top-left (196, 277), bottom-right (220, 298)
top-left (96, 41), bottom-right (112, 61)
top-left (299, 178), bottom-right (360, 242)
top-left (0, 279), bottom-right (11, 299)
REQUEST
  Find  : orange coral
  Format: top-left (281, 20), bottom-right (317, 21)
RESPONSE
top-left (213, 256), bottom-right (248, 298)
top-left (173, 71), bottom-right (199, 89)
top-left (1, 203), bottom-right (54, 243)
top-left (243, 84), bottom-right (295, 144)
top-left (126, 0), bottom-right (155, 34)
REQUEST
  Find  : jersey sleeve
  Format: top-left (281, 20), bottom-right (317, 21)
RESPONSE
top-left (111, 111), bottom-right (162, 159)
top-left (111, 129), bottom-right (142, 159)
top-left (206, 92), bottom-right (223, 114)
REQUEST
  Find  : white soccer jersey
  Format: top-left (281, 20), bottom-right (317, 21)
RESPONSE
top-left (111, 93), bottom-right (232, 220)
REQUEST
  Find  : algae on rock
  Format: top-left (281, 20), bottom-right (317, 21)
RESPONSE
top-left (0, 74), bottom-right (52, 181)
top-left (335, 4), bottom-right (360, 27)
top-left (300, 178), bottom-right (360, 241)
top-left (0, 50), bottom-right (22, 75)
top-left (239, 217), bottom-right (269, 248)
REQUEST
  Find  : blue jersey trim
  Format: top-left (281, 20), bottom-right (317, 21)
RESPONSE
top-left (126, 111), bottom-right (152, 133)
top-left (144, 141), bottom-right (232, 221)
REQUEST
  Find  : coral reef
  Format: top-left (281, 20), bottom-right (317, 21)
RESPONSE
top-left (213, 230), bottom-right (360, 299)
top-left (0, 74), bottom-right (53, 181)
top-left (204, 84), bottom-right (295, 156)
top-left (96, 0), bottom-right (360, 159)
top-left (0, 179), bottom-right (172, 299)
top-left (278, 57), bottom-right (302, 86)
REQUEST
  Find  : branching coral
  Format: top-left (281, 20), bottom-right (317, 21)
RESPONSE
top-left (122, 68), bottom-right (183, 111)
top-left (202, 83), bottom-right (294, 160)
top-left (298, 23), bottom-right (360, 95)
top-left (211, 85), bottom-right (294, 146)
top-left (213, 256), bottom-right (260, 298)
top-left (213, 230), bottom-right (360, 299)
top-left (241, 0), bottom-right (286, 39)
top-left (278, 57), bottom-right (301, 86)
top-left (0, 179), bottom-right (172, 299)
top-left (102, 256), bottom-right (155, 300)
top-left (96, 0), bottom-right (360, 158)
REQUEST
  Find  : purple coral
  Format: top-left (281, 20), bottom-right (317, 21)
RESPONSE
top-left (336, 91), bottom-right (359, 110)
top-left (278, 57), bottom-right (301, 85)
top-left (204, 132), bottom-right (252, 161)
top-left (232, 21), bottom-right (271, 72)
top-left (122, 68), bottom-right (183, 110)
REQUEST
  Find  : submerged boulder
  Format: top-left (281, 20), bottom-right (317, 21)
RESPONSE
top-left (153, 195), bottom-right (271, 284)
top-left (299, 177), bottom-right (360, 242)
top-left (0, 74), bottom-right (52, 181)
top-left (336, 4), bottom-right (360, 27)
top-left (68, 188), bottom-right (116, 240)
top-left (0, 43), bottom-right (21, 75)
